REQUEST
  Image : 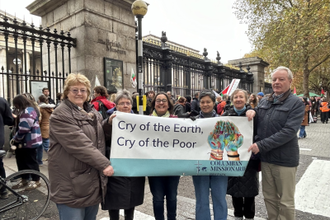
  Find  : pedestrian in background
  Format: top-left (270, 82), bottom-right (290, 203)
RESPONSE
top-left (42, 88), bottom-right (55, 105)
top-left (320, 97), bottom-right (329, 124)
top-left (298, 97), bottom-right (310, 138)
top-left (223, 89), bottom-right (259, 220)
top-left (38, 95), bottom-right (55, 165)
top-left (48, 73), bottom-right (114, 220)
top-left (192, 90), bottom-right (228, 220)
top-left (0, 97), bottom-right (14, 198)
top-left (249, 93), bottom-right (258, 109)
top-left (257, 92), bottom-right (264, 101)
top-left (190, 92), bottom-right (200, 116)
top-left (102, 89), bottom-right (145, 220)
top-left (148, 92), bottom-right (180, 220)
top-left (11, 95), bottom-right (42, 191)
top-left (174, 97), bottom-right (190, 118)
top-left (247, 66), bottom-right (305, 220)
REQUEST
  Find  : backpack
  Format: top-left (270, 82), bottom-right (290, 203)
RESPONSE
top-left (96, 100), bottom-right (109, 119)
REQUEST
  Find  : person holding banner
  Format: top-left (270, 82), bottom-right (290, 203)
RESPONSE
top-left (48, 73), bottom-right (114, 220)
top-left (102, 89), bottom-right (145, 220)
top-left (192, 90), bottom-right (228, 220)
top-left (222, 89), bottom-right (259, 220)
top-left (247, 66), bottom-right (305, 220)
top-left (148, 92), bottom-right (180, 220)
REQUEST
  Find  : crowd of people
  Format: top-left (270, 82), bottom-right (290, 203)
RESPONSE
top-left (0, 66), bottom-right (327, 220)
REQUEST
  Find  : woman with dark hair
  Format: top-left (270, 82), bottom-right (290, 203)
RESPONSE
top-left (148, 92), bottom-right (180, 220)
top-left (11, 94), bottom-right (42, 190)
top-left (222, 89), bottom-right (259, 220)
top-left (185, 95), bottom-right (192, 113)
top-left (192, 90), bottom-right (228, 220)
top-left (173, 97), bottom-right (190, 118)
top-left (102, 89), bottom-right (145, 220)
top-left (299, 97), bottom-right (310, 138)
top-left (91, 86), bottom-right (115, 118)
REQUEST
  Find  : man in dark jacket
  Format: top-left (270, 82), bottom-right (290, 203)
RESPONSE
top-left (0, 97), bottom-right (14, 198)
top-left (42, 88), bottom-right (55, 105)
top-left (247, 66), bottom-right (305, 220)
top-left (190, 92), bottom-right (200, 116)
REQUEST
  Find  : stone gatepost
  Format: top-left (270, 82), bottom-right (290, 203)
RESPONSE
top-left (228, 57), bottom-right (269, 93)
top-left (27, 0), bottom-right (136, 93)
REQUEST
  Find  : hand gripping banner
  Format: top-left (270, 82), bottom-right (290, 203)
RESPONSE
top-left (110, 112), bottom-right (253, 177)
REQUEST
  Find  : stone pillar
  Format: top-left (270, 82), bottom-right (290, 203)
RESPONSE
top-left (27, 0), bottom-right (136, 93)
top-left (228, 57), bottom-right (269, 93)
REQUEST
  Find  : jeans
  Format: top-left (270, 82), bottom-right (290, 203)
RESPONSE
top-left (193, 175), bottom-right (228, 220)
top-left (36, 145), bottom-right (43, 165)
top-left (299, 125), bottom-right (306, 138)
top-left (148, 176), bottom-right (180, 220)
top-left (56, 203), bottom-right (99, 220)
top-left (42, 138), bottom-right (50, 152)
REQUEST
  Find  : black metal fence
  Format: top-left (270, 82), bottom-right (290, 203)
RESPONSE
top-left (0, 15), bottom-right (76, 104)
top-left (142, 33), bottom-right (254, 96)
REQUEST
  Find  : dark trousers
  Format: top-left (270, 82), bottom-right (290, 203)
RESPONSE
top-left (232, 196), bottom-right (255, 218)
top-left (15, 147), bottom-right (40, 181)
top-left (148, 176), bottom-right (180, 220)
top-left (321, 112), bottom-right (329, 123)
top-left (108, 208), bottom-right (134, 220)
top-left (0, 157), bottom-right (6, 194)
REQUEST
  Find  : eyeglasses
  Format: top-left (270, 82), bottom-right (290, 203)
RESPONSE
top-left (117, 102), bottom-right (132, 106)
top-left (156, 99), bottom-right (167, 103)
top-left (70, 89), bottom-right (87, 94)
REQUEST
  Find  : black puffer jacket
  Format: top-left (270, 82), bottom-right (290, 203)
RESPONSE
top-left (222, 104), bottom-right (260, 197)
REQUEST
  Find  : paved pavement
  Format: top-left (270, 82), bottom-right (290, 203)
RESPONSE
top-left (3, 120), bottom-right (330, 219)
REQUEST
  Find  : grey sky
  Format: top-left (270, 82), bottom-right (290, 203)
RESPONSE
top-left (0, 0), bottom-right (252, 63)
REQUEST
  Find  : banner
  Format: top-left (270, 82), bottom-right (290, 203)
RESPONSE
top-left (110, 112), bottom-right (253, 177)
top-left (227, 79), bottom-right (241, 96)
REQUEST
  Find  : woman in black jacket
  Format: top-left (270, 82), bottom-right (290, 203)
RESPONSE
top-left (222, 89), bottom-right (259, 220)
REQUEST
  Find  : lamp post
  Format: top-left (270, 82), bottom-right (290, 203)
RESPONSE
top-left (132, 0), bottom-right (148, 115)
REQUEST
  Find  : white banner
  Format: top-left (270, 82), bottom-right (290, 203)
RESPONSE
top-left (110, 112), bottom-right (253, 177)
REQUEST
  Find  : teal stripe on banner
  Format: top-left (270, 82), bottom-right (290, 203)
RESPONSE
top-left (110, 158), bottom-right (249, 177)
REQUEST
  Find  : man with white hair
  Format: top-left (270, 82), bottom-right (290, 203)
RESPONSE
top-left (247, 66), bottom-right (305, 220)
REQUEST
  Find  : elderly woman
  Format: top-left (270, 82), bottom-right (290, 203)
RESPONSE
top-left (11, 95), bottom-right (42, 191)
top-left (192, 90), bottom-right (228, 220)
top-left (221, 89), bottom-right (259, 220)
top-left (148, 92), bottom-right (180, 220)
top-left (101, 90), bottom-right (145, 220)
top-left (48, 73), bottom-right (114, 220)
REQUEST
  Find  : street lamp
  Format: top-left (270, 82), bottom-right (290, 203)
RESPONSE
top-left (132, 0), bottom-right (148, 114)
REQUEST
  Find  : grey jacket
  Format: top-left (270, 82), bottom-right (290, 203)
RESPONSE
top-left (255, 90), bottom-right (305, 167)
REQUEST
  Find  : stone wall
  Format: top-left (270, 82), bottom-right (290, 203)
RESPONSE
top-left (27, 0), bottom-right (136, 92)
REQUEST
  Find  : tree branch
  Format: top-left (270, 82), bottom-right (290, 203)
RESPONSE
top-left (310, 54), bottom-right (330, 73)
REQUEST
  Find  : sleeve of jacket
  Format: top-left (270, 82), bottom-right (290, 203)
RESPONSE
top-left (50, 113), bottom-right (110, 171)
top-left (256, 99), bottom-right (305, 153)
top-left (175, 105), bottom-right (189, 118)
top-left (14, 110), bottom-right (34, 141)
top-left (3, 99), bottom-right (14, 126)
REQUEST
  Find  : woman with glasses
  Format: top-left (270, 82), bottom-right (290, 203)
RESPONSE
top-left (192, 90), bottom-right (228, 220)
top-left (101, 89), bottom-right (145, 220)
top-left (48, 73), bottom-right (114, 220)
top-left (148, 92), bottom-right (180, 220)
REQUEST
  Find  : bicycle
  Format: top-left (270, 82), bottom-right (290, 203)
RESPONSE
top-left (0, 150), bottom-right (51, 220)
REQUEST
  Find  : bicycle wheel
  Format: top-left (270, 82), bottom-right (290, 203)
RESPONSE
top-left (0, 169), bottom-right (50, 220)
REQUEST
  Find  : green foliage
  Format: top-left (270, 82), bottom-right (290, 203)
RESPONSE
top-left (234, 0), bottom-right (330, 96)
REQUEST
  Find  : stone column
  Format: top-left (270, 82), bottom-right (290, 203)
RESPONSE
top-left (27, 0), bottom-right (136, 93)
top-left (228, 57), bottom-right (269, 93)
